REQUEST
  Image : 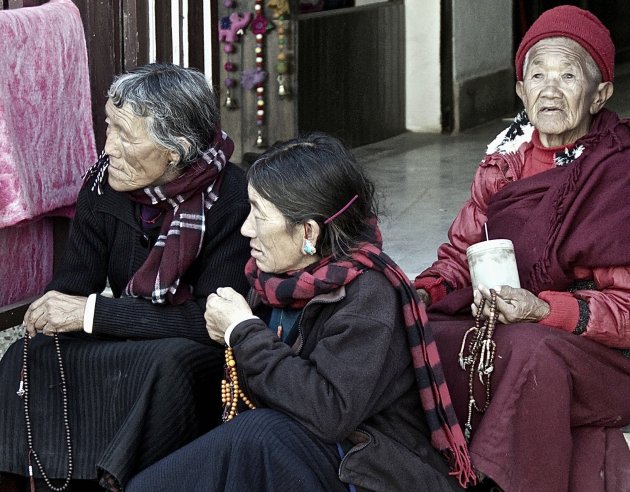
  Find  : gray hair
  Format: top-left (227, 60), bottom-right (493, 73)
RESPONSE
top-left (107, 63), bottom-right (219, 168)
top-left (522, 37), bottom-right (602, 85)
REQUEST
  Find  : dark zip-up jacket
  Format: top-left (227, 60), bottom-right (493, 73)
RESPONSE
top-left (230, 270), bottom-right (460, 491)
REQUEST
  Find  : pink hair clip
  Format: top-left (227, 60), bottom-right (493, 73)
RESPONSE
top-left (324, 194), bottom-right (359, 225)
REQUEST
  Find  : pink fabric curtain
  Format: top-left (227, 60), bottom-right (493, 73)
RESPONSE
top-left (0, 0), bottom-right (96, 306)
top-left (0, 219), bottom-right (53, 306)
top-left (0, 0), bottom-right (95, 226)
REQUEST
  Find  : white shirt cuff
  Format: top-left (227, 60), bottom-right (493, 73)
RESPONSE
top-left (224, 315), bottom-right (259, 346)
top-left (83, 293), bottom-right (97, 334)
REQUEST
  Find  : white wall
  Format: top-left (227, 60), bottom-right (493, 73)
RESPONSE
top-left (405, 1), bottom-right (441, 132)
top-left (405, 0), bottom-right (513, 133)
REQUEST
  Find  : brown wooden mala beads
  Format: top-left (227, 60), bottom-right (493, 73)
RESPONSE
top-left (18, 333), bottom-right (73, 492)
top-left (221, 346), bottom-right (256, 422)
top-left (458, 289), bottom-right (499, 441)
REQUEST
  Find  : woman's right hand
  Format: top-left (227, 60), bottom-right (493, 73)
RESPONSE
top-left (205, 287), bottom-right (254, 344)
top-left (416, 288), bottom-right (431, 306)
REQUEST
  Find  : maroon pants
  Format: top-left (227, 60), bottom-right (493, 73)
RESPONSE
top-left (431, 319), bottom-right (630, 492)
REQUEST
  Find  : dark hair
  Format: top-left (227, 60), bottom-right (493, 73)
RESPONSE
top-left (107, 63), bottom-right (219, 168)
top-left (247, 133), bottom-right (378, 258)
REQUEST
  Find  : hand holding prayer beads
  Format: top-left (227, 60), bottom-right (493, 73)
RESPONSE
top-left (472, 284), bottom-right (550, 324)
top-left (465, 286), bottom-right (539, 396)
top-left (208, 287), bottom-right (257, 422)
top-left (205, 287), bottom-right (253, 344)
top-left (22, 290), bottom-right (87, 337)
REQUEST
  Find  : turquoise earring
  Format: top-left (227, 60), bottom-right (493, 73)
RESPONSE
top-left (302, 223), bottom-right (316, 255)
top-left (303, 239), bottom-right (316, 256)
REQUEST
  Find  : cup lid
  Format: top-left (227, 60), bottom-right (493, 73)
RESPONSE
top-left (466, 239), bottom-right (514, 256)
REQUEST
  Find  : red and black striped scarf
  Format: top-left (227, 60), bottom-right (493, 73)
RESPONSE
top-left (245, 223), bottom-right (475, 487)
top-left (84, 131), bottom-right (234, 305)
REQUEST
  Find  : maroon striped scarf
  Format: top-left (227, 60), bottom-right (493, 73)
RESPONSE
top-left (245, 223), bottom-right (475, 487)
top-left (84, 131), bottom-right (234, 305)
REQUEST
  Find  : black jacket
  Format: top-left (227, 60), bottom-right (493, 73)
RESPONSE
top-left (230, 270), bottom-right (460, 491)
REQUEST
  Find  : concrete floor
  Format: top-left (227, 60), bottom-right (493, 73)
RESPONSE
top-left (358, 63), bottom-right (630, 278)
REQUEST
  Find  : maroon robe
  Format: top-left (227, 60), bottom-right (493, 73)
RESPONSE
top-left (429, 110), bottom-right (630, 491)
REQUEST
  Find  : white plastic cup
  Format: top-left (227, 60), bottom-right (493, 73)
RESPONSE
top-left (466, 239), bottom-right (520, 289)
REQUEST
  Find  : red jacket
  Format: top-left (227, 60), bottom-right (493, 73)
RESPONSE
top-left (415, 120), bottom-right (630, 349)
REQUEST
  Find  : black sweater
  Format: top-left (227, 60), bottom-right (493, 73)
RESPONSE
top-left (47, 163), bottom-right (251, 344)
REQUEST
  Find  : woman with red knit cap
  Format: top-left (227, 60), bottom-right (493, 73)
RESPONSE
top-left (414, 5), bottom-right (630, 491)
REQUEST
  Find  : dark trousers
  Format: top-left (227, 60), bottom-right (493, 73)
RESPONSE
top-left (126, 409), bottom-right (349, 492)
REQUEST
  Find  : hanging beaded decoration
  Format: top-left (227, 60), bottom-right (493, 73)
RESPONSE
top-left (458, 289), bottom-right (498, 442)
top-left (221, 347), bottom-right (256, 422)
top-left (267, 0), bottom-right (291, 98)
top-left (18, 334), bottom-right (73, 491)
top-left (247, 0), bottom-right (271, 147)
top-left (218, 2), bottom-right (252, 109)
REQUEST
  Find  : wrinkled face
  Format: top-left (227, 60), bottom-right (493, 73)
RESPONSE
top-left (516, 38), bottom-right (600, 148)
top-left (241, 185), bottom-right (316, 274)
top-left (104, 99), bottom-right (176, 192)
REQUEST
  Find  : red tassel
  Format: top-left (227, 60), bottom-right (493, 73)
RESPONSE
top-left (448, 443), bottom-right (477, 488)
top-left (28, 450), bottom-right (36, 492)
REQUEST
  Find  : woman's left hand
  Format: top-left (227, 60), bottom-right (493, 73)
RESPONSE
top-left (472, 284), bottom-right (550, 324)
top-left (205, 287), bottom-right (253, 344)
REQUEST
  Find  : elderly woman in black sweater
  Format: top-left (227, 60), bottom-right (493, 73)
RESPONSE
top-left (0, 63), bottom-right (250, 491)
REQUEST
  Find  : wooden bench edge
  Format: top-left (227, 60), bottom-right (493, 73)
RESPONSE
top-left (0, 296), bottom-right (38, 332)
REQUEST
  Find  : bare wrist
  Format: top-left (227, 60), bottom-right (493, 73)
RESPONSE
top-left (538, 301), bottom-right (551, 321)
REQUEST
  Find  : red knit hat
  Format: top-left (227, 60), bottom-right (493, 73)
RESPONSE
top-left (515, 5), bottom-right (615, 82)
